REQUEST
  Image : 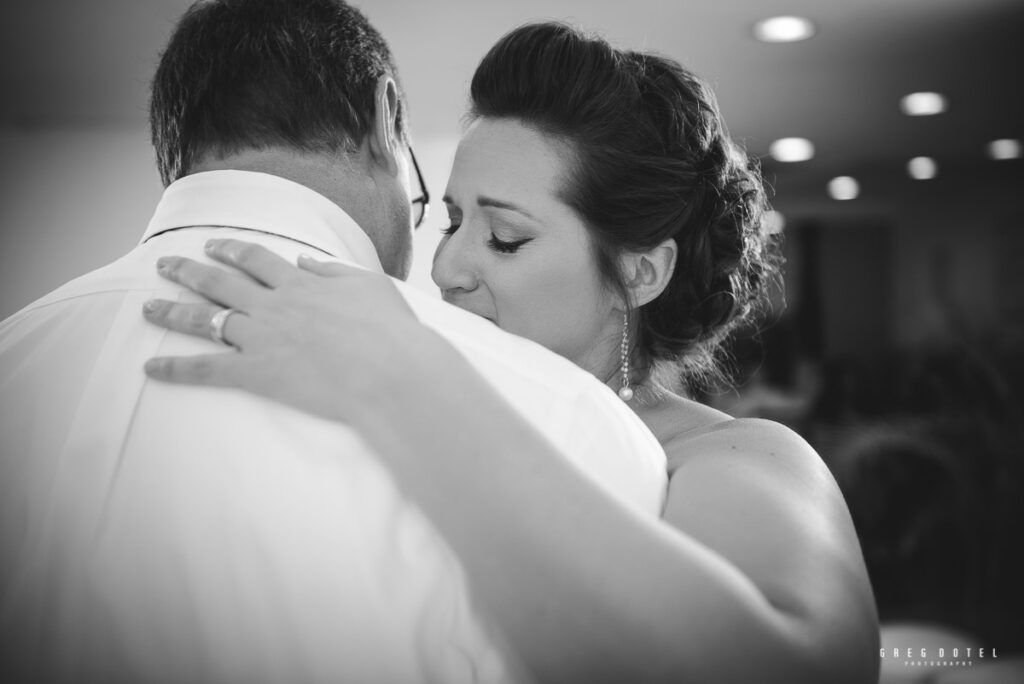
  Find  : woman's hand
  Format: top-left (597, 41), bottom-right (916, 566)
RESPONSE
top-left (143, 238), bottom-right (426, 422)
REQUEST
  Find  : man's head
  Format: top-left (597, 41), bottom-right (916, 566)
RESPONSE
top-left (150, 0), bottom-right (417, 278)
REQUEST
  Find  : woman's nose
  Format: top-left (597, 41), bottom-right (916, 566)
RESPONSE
top-left (431, 231), bottom-right (478, 293)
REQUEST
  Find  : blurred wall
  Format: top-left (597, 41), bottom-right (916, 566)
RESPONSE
top-left (0, 124), bottom-right (159, 318)
top-left (889, 176), bottom-right (1008, 347)
top-left (774, 163), bottom-right (1023, 357)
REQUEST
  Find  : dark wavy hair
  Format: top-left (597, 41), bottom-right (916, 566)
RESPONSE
top-left (150, 0), bottom-right (405, 187)
top-left (470, 22), bottom-right (781, 389)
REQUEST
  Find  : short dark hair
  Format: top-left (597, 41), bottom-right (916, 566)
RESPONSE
top-left (150, 0), bottom-right (405, 187)
top-left (470, 23), bottom-right (780, 389)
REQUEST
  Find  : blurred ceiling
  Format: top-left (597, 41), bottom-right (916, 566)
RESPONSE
top-left (2, 0), bottom-right (1022, 215)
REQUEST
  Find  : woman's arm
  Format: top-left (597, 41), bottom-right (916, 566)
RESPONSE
top-left (350, 334), bottom-right (862, 684)
top-left (661, 419), bottom-right (880, 684)
top-left (144, 239), bottom-right (878, 684)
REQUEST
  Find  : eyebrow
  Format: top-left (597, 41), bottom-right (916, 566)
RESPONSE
top-left (443, 194), bottom-right (539, 223)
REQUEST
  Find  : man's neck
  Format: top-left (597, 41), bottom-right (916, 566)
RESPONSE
top-left (190, 147), bottom-right (380, 242)
top-left (189, 146), bottom-right (409, 278)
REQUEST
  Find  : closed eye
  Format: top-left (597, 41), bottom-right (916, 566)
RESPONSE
top-left (487, 235), bottom-right (532, 254)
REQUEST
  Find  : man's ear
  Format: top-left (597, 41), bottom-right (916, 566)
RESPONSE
top-left (367, 76), bottom-right (401, 177)
top-left (620, 238), bottom-right (678, 308)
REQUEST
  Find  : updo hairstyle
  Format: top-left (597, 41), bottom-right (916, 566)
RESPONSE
top-left (470, 22), bottom-right (780, 388)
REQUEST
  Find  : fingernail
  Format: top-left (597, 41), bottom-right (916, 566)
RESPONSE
top-left (143, 358), bottom-right (161, 374)
top-left (205, 239), bottom-right (221, 254)
top-left (142, 299), bottom-right (159, 314)
top-left (156, 257), bottom-right (171, 272)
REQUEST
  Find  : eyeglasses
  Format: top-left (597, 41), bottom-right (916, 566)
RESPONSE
top-left (409, 146), bottom-right (430, 229)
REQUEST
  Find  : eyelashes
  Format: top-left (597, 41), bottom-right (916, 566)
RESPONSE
top-left (487, 235), bottom-right (531, 254)
top-left (441, 222), bottom-right (532, 255)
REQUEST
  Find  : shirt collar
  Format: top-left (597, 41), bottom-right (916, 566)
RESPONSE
top-left (141, 170), bottom-right (384, 272)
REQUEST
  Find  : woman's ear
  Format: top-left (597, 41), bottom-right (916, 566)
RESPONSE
top-left (367, 76), bottom-right (401, 177)
top-left (621, 238), bottom-right (678, 308)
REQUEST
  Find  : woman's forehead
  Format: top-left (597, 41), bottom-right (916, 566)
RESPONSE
top-left (446, 118), bottom-right (571, 201)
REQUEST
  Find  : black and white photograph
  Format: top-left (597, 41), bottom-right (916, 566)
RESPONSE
top-left (1, 1), bottom-right (1022, 682)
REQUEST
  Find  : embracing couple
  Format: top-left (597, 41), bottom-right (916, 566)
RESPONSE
top-left (0, 1), bottom-right (879, 682)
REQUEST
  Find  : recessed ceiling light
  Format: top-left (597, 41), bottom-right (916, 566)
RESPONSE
top-left (908, 157), bottom-right (938, 180)
top-left (753, 16), bottom-right (816, 43)
top-left (763, 210), bottom-right (786, 234)
top-left (769, 137), bottom-right (815, 162)
top-left (828, 176), bottom-right (859, 201)
top-left (988, 139), bottom-right (1022, 160)
top-left (900, 92), bottom-right (947, 116)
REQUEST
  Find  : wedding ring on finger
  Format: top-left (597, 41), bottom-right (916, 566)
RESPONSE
top-left (209, 307), bottom-right (238, 347)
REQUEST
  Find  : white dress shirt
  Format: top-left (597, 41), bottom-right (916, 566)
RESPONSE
top-left (0, 170), bottom-right (666, 683)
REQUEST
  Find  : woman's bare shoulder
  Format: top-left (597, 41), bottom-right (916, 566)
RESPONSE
top-left (639, 393), bottom-right (815, 476)
top-left (663, 415), bottom-right (837, 517)
top-left (635, 392), bottom-right (727, 446)
top-left (650, 398), bottom-right (855, 572)
top-left (653, 397), bottom-right (877, 662)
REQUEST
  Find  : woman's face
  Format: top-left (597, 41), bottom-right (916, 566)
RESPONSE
top-left (432, 118), bottom-right (620, 377)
